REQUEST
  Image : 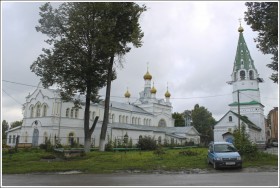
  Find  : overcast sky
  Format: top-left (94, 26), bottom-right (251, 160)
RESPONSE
top-left (1, 1), bottom-right (278, 125)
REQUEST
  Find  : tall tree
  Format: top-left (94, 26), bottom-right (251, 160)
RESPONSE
top-left (2, 120), bottom-right (9, 140)
top-left (95, 3), bottom-right (146, 151)
top-left (244, 2), bottom-right (278, 83)
top-left (172, 112), bottom-right (185, 127)
top-left (32, 2), bottom-right (112, 152)
top-left (31, 2), bottom-right (146, 152)
top-left (191, 104), bottom-right (216, 146)
top-left (10, 120), bottom-right (23, 128)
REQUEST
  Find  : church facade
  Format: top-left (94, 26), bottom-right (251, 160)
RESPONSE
top-left (6, 70), bottom-right (200, 147)
top-left (214, 25), bottom-right (266, 143)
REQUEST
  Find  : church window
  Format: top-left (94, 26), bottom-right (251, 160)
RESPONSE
top-left (25, 132), bottom-right (28, 143)
top-left (138, 118), bottom-right (141, 125)
top-left (42, 105), bottom-right (47, 117)
top-left (249, 70), bottom-right (254, 80)
top-left (68, 132), bottom-right (74, 145)
top-left (241, 60), bottom-right (244, 65)
top-left (30, 106), bottom-right (34, 118)
top-left (36, 104), bottom-right (41, 117)
top-left (119, 115), bottom-right (122, 123)
top-left (8, 135), bottom-right (12, 143)
top-left (13, 135), bottom-right (16, 143)
top-left (66, 108), bottom-right (70, 117)
top-left (92, 111), bottom-right (95, 120)
top-left (240, 70), bottom-right (245, 80)
top-left (44, 132), bottom-right (48, 143)
top-left (112, 114), bottom-right (115, 123)
top-left (122, 116), bottom-right (125, 123)
top-left (229, 116), bottom-right (232, 122)
top-left (126, 116), bottom-right (129, 123)
top-left (158, 119), bottom-right (167, 127)
top-left (70, 109), bottom-right (74, 118)
top-left (75, 109), bottom-right (79, 118)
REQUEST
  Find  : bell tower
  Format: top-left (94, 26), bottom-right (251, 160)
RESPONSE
top-left (227, 22), bottom-right (265, 141)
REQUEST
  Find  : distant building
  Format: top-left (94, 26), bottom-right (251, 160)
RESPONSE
top-left (184, 110), bottom-right (192, 126)
top-left (6, 69), bottom-right (200, 147)
top-left (266, 107), bottom-right (278, 143)
top-left (214, 24), bottom-right (265, 143)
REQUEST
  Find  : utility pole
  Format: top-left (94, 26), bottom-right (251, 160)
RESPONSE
top-left (237, 90), bottom-right (240, 130)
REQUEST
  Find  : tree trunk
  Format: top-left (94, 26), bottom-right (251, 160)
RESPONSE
top-left (84, 83), bottom-right (92, 153)
top-left (99, 56), bottom-right (114, 151)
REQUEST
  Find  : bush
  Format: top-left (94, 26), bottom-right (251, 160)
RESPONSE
top-left (136, 136), bottom-right (157, 150)
top-left (233, 125), bottom-right (258, 159)
top-left (153, 146), bottom-right (166, 156)
top-left (105, 140), bottom-right (114, 151)
top-left (41, 154), bottom-right (56, 160)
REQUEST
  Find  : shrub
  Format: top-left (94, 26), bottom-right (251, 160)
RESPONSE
top-left (41, 154), bottom-right (56, 160)
top-left (105, 140), bottom-right (114, 151)
top-left (136, 136), bottom-right (157, 150)
top-left (153, 146), bottom-right (166, 156)
top-left (233, 125), bottom-right (258, 159)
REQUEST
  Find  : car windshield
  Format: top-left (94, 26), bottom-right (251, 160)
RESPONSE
top-left (214, 144), bottom-right (237, 153)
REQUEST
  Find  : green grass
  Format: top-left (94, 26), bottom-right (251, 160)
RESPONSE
top-left (2, 148), bottom-right (278, 174)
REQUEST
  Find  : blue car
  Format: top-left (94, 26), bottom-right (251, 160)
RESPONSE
top-left (207, 141), bottom-right (242, 169)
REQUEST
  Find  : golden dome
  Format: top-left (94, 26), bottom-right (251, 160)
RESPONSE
top-left (165, 90), bottom-right (171, 98)
top-left (124, 89), bottom-right (131, 98)
top-left (143, 71), bottom-right (152, 80)
top-left (151, 86), bottom-right (157, 94)
top-left (238, 26), bottom-right (244, 33)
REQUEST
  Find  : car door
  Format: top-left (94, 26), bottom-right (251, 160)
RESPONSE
top-left (207, 144), bottom-right (215, 164)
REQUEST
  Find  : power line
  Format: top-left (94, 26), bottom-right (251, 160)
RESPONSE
top-left (2, 89), bottom-right (23, 106)
top-left (2, 80), bottom-right (42, 88)
top-left (2, 79), bottom-right (277, 101)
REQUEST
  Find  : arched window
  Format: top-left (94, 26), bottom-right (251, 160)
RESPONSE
top-left (75, 109), bottom-right (79, 118)
top-left (126, 116), bottom-right (129, 124)
top-left (138, 118), bottom-right (141, 125)
top-left (66, 108), bottom-right (70, 117)
top-left (25, 131), bottom-right (28, 143)
top-left (70, 109), bottom-right (74, 118)
top-left (36, 104), bottom-right (41, 117)
top-left (132, 117), bottom-right (135, 124)
top-left (112, 114), bottom-right (115, 123)
top-left (229, 116), bottom-right (232, 122)
top-left (30, 106), bottom-right (34, 118)
top-left (119, 115), bottom-right (122, 123)
top-left (122, 116), bottom-right (125, 123)
top-left (249, 70), bottom-right (254, 80)
top-left (42, 105), bottom-right (47, 117)
top-left (240, 70), bottom-right (245, 80)
top-left (158, 119), bottom-right (167, 127)
top-left (68, 132), bottom-right (74, 145)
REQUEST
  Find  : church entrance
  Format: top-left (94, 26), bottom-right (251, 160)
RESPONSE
top-left (32, 129), bottom-right (39, 147)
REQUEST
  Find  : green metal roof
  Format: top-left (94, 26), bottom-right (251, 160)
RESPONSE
top-left (232, 31), bottom-right (257, 72)
top-left (228, 100), bottom-right (264, 107)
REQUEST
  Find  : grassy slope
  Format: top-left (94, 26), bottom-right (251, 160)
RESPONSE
top-left (2, 148), bottom-right (278, 174)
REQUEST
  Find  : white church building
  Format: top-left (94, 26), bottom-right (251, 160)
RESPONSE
top-left (6, 69), bottom-right (200, 148)
top-left (214, 24), bottom-right (266, 143)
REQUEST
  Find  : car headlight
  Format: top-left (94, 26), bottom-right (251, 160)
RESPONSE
top-left (237, 156), bottom-right (242, 160)
top-left (215, 157), bottom-right (222, 161)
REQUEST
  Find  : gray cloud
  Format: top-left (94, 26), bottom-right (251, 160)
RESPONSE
top-left (2, 1), bottom-right (278, 124)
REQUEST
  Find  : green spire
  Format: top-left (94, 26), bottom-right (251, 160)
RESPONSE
top-left (232, 27), bottom-right (257, 73)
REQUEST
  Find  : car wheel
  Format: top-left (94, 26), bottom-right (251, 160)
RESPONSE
top-left (213, 162), bottom-right (218, 169)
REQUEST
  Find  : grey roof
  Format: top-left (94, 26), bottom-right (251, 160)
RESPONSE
top-left (110, 123), bottom-right (200, 139)
top-left (109, 101), bottom-right (152, 115)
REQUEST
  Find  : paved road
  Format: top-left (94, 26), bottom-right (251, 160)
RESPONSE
top-left (2, 171), bottom-right (278, 186)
